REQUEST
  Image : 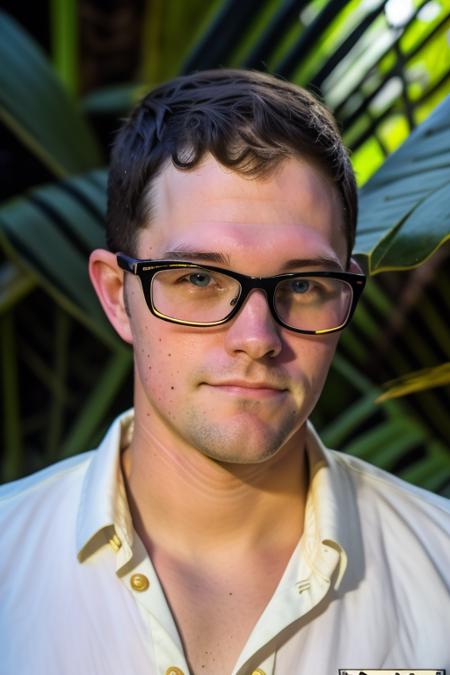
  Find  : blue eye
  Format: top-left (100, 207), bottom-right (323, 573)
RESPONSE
top-left (188, 273), bottom-right (211, 287)
top-left (291, 279), bottom-right (311, 294)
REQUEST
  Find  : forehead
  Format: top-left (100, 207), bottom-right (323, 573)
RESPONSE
top-left (138, 155), bottom-right (347, 268)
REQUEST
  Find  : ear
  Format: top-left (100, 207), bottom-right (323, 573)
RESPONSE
top-left (88, 249), bottom-right (133, 344)
top-left (348, 256), bottom-right (364, 274)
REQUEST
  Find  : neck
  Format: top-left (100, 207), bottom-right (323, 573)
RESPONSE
top-left (122, 410), bottom-right (309, 562)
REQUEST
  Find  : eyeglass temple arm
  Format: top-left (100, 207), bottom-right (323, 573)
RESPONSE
top-left (117, 253), bottom-right (138, 274)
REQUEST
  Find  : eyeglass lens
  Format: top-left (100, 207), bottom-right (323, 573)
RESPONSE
top-left (150, 267), bottom-right (353, 331)
top-left (151, 268), bottom-right (240, 323)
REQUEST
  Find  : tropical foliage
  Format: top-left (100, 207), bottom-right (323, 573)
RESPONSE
top-left (0, 1), bottom-right (449, 492)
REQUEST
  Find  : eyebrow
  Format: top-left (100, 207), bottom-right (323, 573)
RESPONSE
top-left (283, 257), bottom-right (344, 271)
top-left (163, 250), bottom-right (343, 271)
top-left (164, 250), bottom-right (231, 265)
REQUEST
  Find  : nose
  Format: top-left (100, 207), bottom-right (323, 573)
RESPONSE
top-left (224, 289), bottom-right (282, 360)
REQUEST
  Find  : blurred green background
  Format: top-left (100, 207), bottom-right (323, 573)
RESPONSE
top-left (0, 0), bottom-right (449, 492)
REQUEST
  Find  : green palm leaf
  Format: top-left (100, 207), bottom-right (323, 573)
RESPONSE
top-left (318, 358), bottom-right (450, 494)
top-left (0, 11), bottom-right (102, 176)
top-left (0, 170), bottom-right (114, 346)
top-left (376, 363), bottom-right (450, 402)
top-left (355, 94), bottom-right (450, 273)
top-left (0, 171), bottom-right (130, 481)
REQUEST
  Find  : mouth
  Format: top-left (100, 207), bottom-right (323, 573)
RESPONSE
top-left (204, 381), bottom-right (288, 399)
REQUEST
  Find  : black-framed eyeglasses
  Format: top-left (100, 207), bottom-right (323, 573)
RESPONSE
top-left (117, 253), bottom-right (366, 335)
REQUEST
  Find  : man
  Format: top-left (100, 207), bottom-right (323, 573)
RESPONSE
top-left (1, 70), bottom-right (448, 675)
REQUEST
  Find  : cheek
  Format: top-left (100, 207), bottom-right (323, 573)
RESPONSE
top-left (288, 333), bottom-right (339, 384)
top-left (309, 336), bottom-right (339, 392)
top-left (134, 344), bottom-right (183, 425)
top-left (133, 321), bottom-right (199, 397)
top-left (287, 335), bottom-right (339, 418)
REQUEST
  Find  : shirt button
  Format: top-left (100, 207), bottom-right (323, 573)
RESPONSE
top-left (130, 573), bottom-right (150, 592)
top-left (165, 668), bottom-right (184, 675)
top-left (252, 670), bottom-right (266, 675)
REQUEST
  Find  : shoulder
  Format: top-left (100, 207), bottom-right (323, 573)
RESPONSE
top-left (322, 450), bottom-right (450, 660)
top-left (328, 449), bottom-right (450, 573)
top-left (0, 451), bottom-right (94, 526)
top-left (330, 448), bottom-right (449, 520)
top-left (0, 452), bottom-right (98, 599)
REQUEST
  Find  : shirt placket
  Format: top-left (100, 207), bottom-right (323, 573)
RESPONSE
top-left (115, 536), bottom-right (191, 675)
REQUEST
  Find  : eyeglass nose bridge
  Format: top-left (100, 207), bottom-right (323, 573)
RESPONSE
top-left (227, 276), bottom-right (283, 327)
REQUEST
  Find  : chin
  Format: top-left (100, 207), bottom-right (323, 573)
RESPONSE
top-left (185, 413), bottom-right (303, 465)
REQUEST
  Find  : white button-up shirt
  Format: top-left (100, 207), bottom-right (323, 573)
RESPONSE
top-left (1, 411), bottom-right (449, 674)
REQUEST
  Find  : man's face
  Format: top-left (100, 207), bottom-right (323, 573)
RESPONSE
top-left (125, 155), bottom-right (347, 464)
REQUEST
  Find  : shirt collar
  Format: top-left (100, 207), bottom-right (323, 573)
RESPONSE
top-left (76, 410), bottom-right (135, 568)
top-left (76, 411), bottom-right (353, 587)
top-left (302, 421), bottom-right (349, 588)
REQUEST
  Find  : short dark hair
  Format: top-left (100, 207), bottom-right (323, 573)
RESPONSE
top-left (107, 69), bottom-right (357, 260)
